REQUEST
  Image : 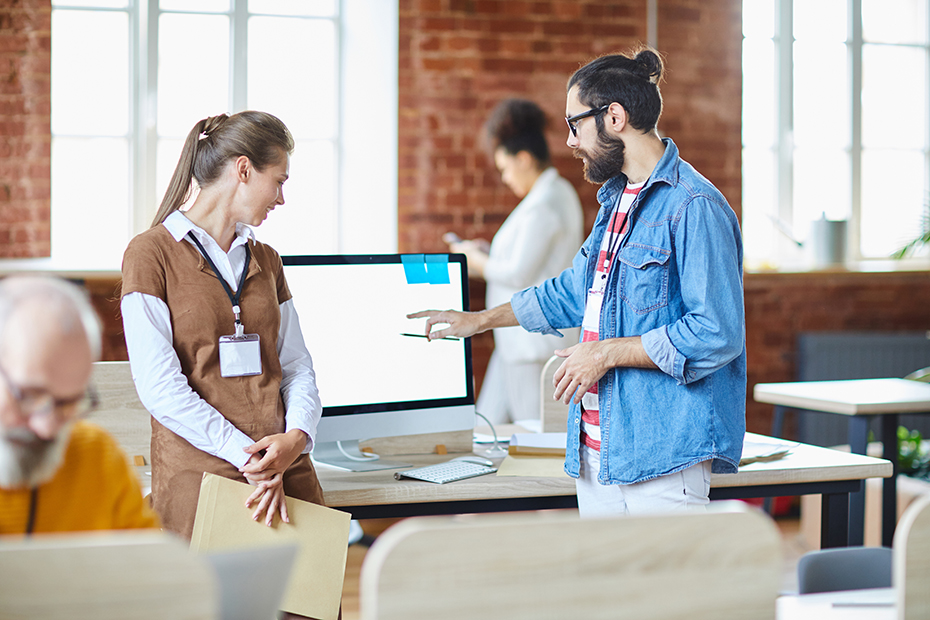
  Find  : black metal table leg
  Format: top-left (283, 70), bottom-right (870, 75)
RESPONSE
top-left (880, 414), bottom-right (899, 547)
top-left (847, 415), bottom-right (870, 546)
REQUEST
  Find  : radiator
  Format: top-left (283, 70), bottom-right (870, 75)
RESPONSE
top-left (795, 331), bottom-right (930, 447)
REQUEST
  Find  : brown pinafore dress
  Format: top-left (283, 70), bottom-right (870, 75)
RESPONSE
top-left (121, 225), bottom-right (325, 540)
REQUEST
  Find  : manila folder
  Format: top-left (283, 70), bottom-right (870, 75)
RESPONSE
top-left (190, 472), bottom-right (351, 620)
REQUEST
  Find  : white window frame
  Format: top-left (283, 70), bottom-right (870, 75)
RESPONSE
top-left (1, 0), bottom-right (397, 275)
top-left (743, 0), bottom-right (930, 270)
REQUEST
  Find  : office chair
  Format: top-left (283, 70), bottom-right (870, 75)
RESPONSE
top-left (796, 546), bottom-right (893, 594)
top-left (894, 494), bottom-right (930, 618)
top-left (359, 501), bottom-right (782, 620)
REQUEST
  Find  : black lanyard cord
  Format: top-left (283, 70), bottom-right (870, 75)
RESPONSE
top-left (604, 189), bottom-right (627, 268)
top-left (25, 487), bottom-right (37, 535)
top-left (187, 232), bottom-right (252, 326)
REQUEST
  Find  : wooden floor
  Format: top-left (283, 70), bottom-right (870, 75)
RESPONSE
top-left (338, 513), bottom-right (810, 620)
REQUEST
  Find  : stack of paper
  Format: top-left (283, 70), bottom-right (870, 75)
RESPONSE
top-left (507, 432), bottom-right (567, 457)
top-left (740, 438), bottom-right (799, 466)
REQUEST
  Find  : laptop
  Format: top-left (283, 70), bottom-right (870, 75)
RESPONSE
top-left (203, 544), bottom-right (298, 620)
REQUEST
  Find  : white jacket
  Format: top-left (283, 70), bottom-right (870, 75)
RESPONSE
top-left (484, 167), bottom-right (583, 363)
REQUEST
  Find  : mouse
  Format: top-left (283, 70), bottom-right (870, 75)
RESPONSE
top-left (451, 455), bottom-right (494, 467)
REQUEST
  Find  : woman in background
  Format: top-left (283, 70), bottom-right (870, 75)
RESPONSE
top-left (121, 111), bottom-right (325, 539)
top-left (446, 99), bottom-right (583, 425)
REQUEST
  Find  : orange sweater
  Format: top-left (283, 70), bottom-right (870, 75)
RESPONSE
top-left (0, 421), bottom-right (160, 535)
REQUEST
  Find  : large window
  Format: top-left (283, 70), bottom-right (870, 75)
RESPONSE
top-left (44, 0), bottom-right (396, 271)
top-left (742, 0), bottom-right (930, 270)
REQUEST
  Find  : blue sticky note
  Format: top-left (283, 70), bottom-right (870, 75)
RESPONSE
top-left (401, 254), bottom-right (429, 284)
top-left (424, 254), bottom-right (450, 284)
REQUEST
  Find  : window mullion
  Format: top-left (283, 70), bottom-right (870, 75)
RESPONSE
top-left (926, 9), bottom-right (930, 207)
top-left (776, 0), bottom-right (793, 238)
top-left (131, 0), bottom-right (158, 235)
top-left (849, 0), bottom-right (863, 261)
top-left (230, 0), bottom-right (248, 113)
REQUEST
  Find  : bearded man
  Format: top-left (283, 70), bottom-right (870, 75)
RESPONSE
top-left (410, 48), bottom-right (746, 517)
top-left (0, 275), bottom-right (158, 534)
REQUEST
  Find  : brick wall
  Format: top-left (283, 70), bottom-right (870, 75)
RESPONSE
top-left (0, 0), bottom-right (50, 258)
top-left (745, 271), bottom-right (930, 435)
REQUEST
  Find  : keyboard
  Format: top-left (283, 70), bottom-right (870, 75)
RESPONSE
top-left (394, 460), bottom-right (498, 484)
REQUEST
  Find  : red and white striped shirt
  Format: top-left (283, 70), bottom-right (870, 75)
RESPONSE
top-left (579, 180), bottom-right (645, 451)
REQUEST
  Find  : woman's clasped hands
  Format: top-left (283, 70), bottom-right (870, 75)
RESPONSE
top-left (239, 428), bottom-right (308, 526)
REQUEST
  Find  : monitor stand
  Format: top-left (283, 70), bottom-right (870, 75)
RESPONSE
top-left (310, 440), bottom-right (412, 472)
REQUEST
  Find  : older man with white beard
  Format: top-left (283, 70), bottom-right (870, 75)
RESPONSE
top-left (0, 275), bottom-right (158, 535)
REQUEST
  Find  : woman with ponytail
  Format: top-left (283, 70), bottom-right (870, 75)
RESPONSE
top-left (120, 111), bottom-right (326, 538)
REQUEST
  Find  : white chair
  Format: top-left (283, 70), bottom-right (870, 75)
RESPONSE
top-left (540, 355), bottom-right (570, 433)
top-left (0, 531), bottom-right (217, 620)
top-left (359, 501), bottom-right (782, 620)
top-left (894, 493), bottom-right (930, 619)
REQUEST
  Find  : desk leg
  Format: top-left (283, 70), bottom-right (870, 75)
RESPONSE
top-left (847, 416), bottom-right (869, 546)
top-left (763, 405), bottom-right (789, 516)
top-left (821, 490), bottom-right (851, 548)
top-left (881, 414), bottom-right (899, 548)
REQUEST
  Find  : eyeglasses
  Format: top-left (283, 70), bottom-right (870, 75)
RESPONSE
top-left (565, 104), bottom-right (610, 137)
top-left (0, 363), bottom-right (99, 422)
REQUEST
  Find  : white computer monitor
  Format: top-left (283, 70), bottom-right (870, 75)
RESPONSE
top-left (281, 254), bottom-right (475, 470)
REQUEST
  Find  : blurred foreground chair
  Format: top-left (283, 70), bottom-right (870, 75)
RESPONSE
top-left (0, 531), bottom-right (217, 620)
top-left (894, 493), bottom-right (930, 619)
top-left (796, 546), bottom-right (893, 594)
top-left (540, 355), bottom-right (570, 433)
top-left (359, 501), bottom-right (781, 620)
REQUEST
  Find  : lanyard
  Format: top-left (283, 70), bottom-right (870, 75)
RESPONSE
top-left (25, 487), bottom-right (37, 535)
top-left (602, 189), bottom-right (627, 272)
top-left (187, 232), bottom-right (252, 336)
top-left (603, 180), bottom-right (647, 272)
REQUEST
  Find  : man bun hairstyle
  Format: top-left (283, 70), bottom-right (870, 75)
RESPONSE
top-left (568, 47), bottom-right (665, 133)
top-left (152, 110), bottom-right (294, 227)
top-left (484, 98), bottom-right (551, 167)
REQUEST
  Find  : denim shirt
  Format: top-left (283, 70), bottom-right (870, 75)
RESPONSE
top-left (511, 138), bottom-right (746, 484)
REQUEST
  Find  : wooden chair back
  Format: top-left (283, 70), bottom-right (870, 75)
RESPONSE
top-left (894, 493), bottom-right (930, 619)
top-left (0, 531), bottom-right (217, 619)
top-left (86, 361), bottom-right (151, 472)
top-left (359, 501), bottom-right (781, 620)
top-left (540, 355), bottom-right (570, 433)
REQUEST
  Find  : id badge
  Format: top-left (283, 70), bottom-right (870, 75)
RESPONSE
top-left (219, 333), bottom-right (262, 377)
top-left (581, 289), bottom-right (604, 334)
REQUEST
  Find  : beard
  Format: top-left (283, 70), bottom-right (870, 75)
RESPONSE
top-left (574, 129), bottom-right (626, 184)
top-left (0, 422), bottom-right (72, 489)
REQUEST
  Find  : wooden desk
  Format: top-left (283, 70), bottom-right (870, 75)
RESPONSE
top-left (83, 364), bottom-right (887, 548)
top-left (319, 433), bottom-right (891, 548)
top-left (776, 588), bottom-right (895, 619)
top-left (755, 378), bottom-right (930, 546)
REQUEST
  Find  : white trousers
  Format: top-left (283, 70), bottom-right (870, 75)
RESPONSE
top-left (575, 444), bottom-right (712, 518)
top-left (476, 351), bottom-right (543, 425)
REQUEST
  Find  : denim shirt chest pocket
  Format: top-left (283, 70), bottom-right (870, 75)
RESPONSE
top-left (616, 232), bottom-right (672, 315)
